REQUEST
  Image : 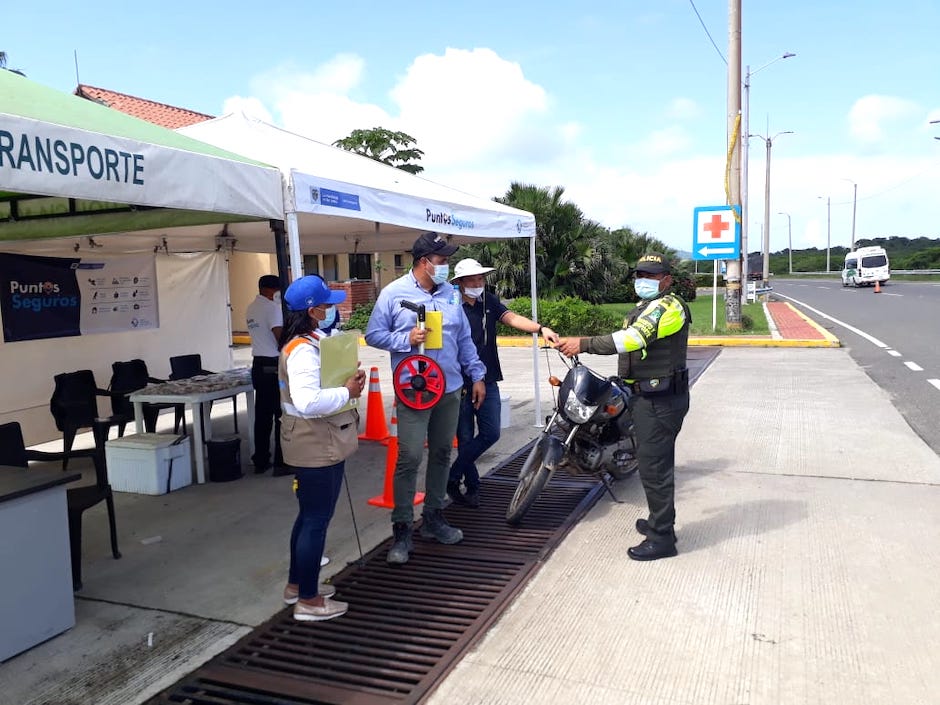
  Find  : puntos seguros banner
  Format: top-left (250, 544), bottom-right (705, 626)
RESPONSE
top-left (0, 252), bottom-right (159, 342)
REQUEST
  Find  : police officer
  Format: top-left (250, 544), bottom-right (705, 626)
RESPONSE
top-left (557, 253), bottom-right (690, 561)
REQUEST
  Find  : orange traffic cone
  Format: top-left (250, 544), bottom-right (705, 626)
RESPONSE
top-left (359, 367), bottom-right (390, 443)
top-left (874, 280), bottom-right (881, 293)
top-left (368, 402), bottom-right (425, 508)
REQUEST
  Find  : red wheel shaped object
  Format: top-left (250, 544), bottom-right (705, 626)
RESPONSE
top-left (393, 355), bottom-right (445, 410)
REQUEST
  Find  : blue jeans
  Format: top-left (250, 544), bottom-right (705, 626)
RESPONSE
top-left (288, 461), bottom-right (345, 600)
top-left (449, 382), bottom-right (501, 492)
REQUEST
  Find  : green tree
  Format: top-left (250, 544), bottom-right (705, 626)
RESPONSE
top-left (332, 127), bottom-right (425, 174)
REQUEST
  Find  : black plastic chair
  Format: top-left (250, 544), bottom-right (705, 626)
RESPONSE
top-left (0, 420), bottom-right (120, 591)
top-left (49, 370), bottom-right (126, 471)
top-left (109, 359), bottom-right (185, 436)
top-left (169, 354), bottom-right (238, 433)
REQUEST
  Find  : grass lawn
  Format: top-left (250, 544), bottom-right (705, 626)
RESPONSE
top-left (598, 294), bottom-right (770, 336)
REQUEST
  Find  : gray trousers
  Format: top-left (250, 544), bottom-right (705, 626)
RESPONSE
top-left (631, 391), bottom-right (690, 541)
top-left (392, 390), bottom-right (461, 523)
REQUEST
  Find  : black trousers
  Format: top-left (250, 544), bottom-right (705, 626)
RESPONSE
top-left (251, 356), bottom-right (282, 469)
top-left (630, 390), bottom-right (690, 542)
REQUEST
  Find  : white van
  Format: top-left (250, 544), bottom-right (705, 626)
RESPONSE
top-left (842, 246), bottom-right (890, 287)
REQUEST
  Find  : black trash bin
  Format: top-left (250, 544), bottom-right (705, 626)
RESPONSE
top-left (206, 435), bottom-right (242, 482)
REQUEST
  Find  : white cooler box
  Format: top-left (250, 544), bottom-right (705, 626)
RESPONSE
top-left (105, 434), bottom-right (192, 495)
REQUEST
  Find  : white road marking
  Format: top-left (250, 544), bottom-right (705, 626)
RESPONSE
top-left (887, 350), bottom-right (902, 357)
top-left (929, 379), bottom-right (940, 391)
top-left (905, 361), bottom-right (924, 371)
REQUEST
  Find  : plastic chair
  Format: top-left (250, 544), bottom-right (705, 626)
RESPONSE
top-left (169, 354), bottom-right (238, 433)
top-left (49, 369), bottom-right (126, 471)
top-left (0, 421), bottom-right (120, 591)
top-left (109, 359), bottom-right (185, 436)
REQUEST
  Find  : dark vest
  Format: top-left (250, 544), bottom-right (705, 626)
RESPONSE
top-left (620, 294), bottom-right (690, 381)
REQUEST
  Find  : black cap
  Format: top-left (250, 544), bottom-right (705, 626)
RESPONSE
top-left (411, 232), bottom-right (458, 260)
top-left (258, 274), bottom-right (281, 291)
top-left (635, 253), bottom-right (671, 274)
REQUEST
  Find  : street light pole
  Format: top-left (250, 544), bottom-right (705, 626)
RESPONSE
top-left (751, 130), bottom-right (793, 285)
top-left (740, 52), bottom-right (795, 288)
top-left (818, 196), bottom-right (831, 272)
top-left (778, 212), bottom-right (792, 274)
top-left (842, 178), bottom-right (857, 250)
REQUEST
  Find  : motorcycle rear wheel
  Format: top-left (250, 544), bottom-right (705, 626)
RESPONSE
top-left (506, 439), bottom-right (554, 525)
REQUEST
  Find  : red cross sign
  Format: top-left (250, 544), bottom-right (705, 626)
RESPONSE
top-left (692, 205), bottom-right (740, 260)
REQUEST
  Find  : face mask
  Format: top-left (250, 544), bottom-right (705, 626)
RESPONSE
top-left (429, 262), bottom-right (450, 286)
top-left (464, 286), bottom-right (485, 300)
top-left (634, 278), bottom-right (662, 300)
top-left (317, 305), bottom-right (336, 330)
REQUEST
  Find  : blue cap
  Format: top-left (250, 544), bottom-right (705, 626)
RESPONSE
top-left (283, 275), bottom-right (346, 311)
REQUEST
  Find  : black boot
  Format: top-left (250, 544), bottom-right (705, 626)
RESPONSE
top-left (635, 518), bottom-right (677, 543)
top-left (387, 522), bottom-right (413, 564)
top-left (421, 508), bottom-right (463, 544)
top-left (447, 480), bottom-right (468, 506)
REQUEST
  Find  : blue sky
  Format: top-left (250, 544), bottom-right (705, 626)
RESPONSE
top-left (6, 1), bottom-right (940, 255)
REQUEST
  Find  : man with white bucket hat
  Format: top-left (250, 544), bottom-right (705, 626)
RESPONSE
top-left (447, 258), bottom-right (560, 507)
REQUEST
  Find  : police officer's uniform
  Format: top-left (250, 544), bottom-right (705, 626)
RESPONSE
top-left (576, 253), bottom-right (690, 560)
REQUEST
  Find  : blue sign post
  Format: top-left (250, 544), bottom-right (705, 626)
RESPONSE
top-left (692, 205), bottom-right (741, 260)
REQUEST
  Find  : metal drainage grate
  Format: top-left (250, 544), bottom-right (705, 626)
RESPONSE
top-left (148, 443), bottom-right (602, 705)
top-left (149, 347), bottom-right (721, 705)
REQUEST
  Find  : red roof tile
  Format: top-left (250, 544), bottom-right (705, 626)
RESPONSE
top-left (74, 84), bottom-right (214, 129)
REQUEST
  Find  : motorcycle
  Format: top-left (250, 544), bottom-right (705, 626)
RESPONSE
top-left (506, 349), bottom-right (639, 525)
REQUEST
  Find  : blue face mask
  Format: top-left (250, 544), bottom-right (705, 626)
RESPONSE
top-left (634, 278), bottom-right (662, 300)
top-left (318, 305), bottom-right (336, 330)
top-left (430, 263), bottom-right (450, 286)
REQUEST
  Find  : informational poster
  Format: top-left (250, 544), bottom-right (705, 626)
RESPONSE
top-left (0, 252), bottom-right (159, 342)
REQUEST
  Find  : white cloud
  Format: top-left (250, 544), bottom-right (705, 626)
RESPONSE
top-left (665, 97), bottom-right (701, 120)
top-left (848, 95), bottom-right (920, 145)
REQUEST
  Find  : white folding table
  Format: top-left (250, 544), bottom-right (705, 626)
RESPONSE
top-left (129, 369), bottom-right (255, 484)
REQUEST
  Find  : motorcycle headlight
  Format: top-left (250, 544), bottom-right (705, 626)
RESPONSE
top-left (563, 395), bottom-right (598, 423)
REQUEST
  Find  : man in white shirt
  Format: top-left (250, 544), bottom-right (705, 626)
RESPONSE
top-left (246, 274), bottom-right (284, 474)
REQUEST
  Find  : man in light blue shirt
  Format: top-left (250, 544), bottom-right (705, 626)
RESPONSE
top-left (366, 232), bottom-right (486, 564)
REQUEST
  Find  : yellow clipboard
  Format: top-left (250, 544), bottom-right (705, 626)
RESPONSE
top-left (319, 330), bottom-right (360, 414)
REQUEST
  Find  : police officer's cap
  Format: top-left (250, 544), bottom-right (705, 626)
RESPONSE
top-left (635, 253), bottom-right (671, 275)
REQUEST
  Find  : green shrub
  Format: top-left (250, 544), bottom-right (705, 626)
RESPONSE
top-left (500, 296), bottom-right (623, 337)
top-left (343, 302), bottom-right (374, 332)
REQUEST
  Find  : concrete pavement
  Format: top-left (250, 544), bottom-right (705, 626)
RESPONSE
top-left (9, 307), bottom-right (940, 704)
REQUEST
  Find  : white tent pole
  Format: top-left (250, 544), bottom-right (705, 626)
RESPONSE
top-left (286, 211), bottom-right (303, 280)
top-left (529, 234), bottom-right (542, 427)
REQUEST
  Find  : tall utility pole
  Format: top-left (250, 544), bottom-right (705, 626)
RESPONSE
top-left (726, 0), bottom-right (743, 330)
top-left (751, 130), bottom-right (793, 285)
top-left (778, 212), bottom-right (792, 274)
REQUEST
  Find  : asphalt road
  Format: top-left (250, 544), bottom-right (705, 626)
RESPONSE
top-left (770, 277), bottom-right (940, 456)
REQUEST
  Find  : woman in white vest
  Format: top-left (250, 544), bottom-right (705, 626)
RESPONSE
top-left (278, 275), bottom-right (366, 622)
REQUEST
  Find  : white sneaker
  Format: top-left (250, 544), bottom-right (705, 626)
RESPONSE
top-left (283, 583), bottom-right (336, 605)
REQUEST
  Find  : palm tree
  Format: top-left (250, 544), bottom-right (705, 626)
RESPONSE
top-left (0, 51), bottom-right (25, 75)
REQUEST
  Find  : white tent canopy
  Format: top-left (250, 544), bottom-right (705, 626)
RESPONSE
top-left (178, 112), bottom-right (536, 269)
top-left (0, 70), bottom-right (284, 252)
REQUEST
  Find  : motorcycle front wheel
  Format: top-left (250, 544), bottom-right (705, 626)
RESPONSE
top-left (506, 438), bottom-right (554, 525)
